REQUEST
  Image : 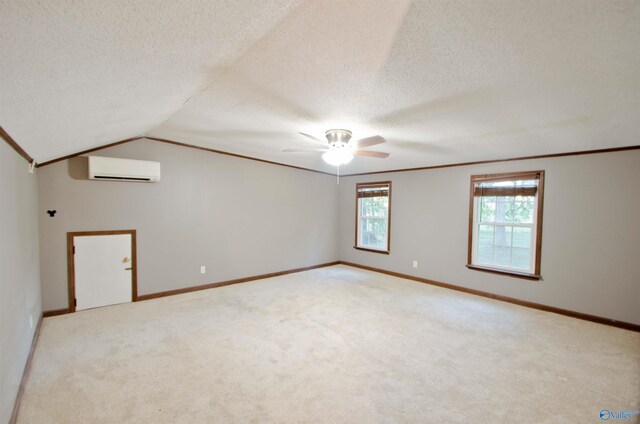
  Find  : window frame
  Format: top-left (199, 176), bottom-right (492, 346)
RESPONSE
top-left (466, 171), bottom-right (545, 280)
top-left (354, 181), bottom-right (392, 255)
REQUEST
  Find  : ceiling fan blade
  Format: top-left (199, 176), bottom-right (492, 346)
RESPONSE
top-left (355, 135), bottom-right (386, 148)
top-left (282, 148), bottom-right (329, 152)
top-left (354, 150), bottom-right (390, 158)
top-left (299, 132), bottom-right (327, 144)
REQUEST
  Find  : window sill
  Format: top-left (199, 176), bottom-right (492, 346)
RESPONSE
top-left (466, 264), bottom-right (541, 281)
top-left (354, 246), bottom-right (390, 255)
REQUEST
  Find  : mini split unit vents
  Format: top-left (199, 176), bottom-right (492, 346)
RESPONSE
top-left (88, 156), bottom-right (161, 182)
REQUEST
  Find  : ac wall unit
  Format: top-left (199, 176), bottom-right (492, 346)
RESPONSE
top-left (88, 156), bottom-right (161, 182)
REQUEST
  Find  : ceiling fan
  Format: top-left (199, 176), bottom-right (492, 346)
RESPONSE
top-left (283, 129), bottom-right (389, 167)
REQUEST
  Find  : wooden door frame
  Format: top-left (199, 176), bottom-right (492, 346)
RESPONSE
top-left (67, 229), bottom-right (138, 313)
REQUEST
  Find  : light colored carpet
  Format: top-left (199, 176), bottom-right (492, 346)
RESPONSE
top-left (18, 265), bottom-right (640, 423)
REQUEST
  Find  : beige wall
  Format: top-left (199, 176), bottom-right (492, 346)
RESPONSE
top-left (0, 141), bottom-right (41, 424)
top-left (339, 150), bottom-right (640, 325)
top-left (38, 139), bottom-right (339, 311)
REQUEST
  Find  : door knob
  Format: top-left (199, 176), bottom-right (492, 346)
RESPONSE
top-left (124, 267), bottom-right (132, 271)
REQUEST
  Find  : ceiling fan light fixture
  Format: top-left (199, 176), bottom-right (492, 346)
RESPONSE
top-left (322, 148), bottom-right (353, 166)
top-left (285, 128), bottom-right (388, 169)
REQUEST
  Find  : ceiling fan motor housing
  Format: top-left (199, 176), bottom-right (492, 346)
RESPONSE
top-left (325, 129), bottom-right (352, 147)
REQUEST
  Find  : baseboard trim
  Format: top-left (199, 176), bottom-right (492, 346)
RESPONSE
top-left (134, 261), bottom-right (341, 301)
top-left (42, 260), bottom-right (639, 332)
top-left (42, 308), bottom-right (70, 317)
top-left (42, 261), bottom-right (340, 314)
top-left (9, 314), bottom-right (44, 424)
top-left (339, 261), bottom-right (640, 332)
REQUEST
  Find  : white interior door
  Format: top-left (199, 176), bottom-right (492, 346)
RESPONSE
top-left (74, 234), bottom-right (133, 311)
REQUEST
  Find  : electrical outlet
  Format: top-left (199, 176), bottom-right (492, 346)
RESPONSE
top-left (412, 261), bottom-right (418, 269)
top-left (200, 266), bottom-right (206, 274)
top-left (29, 314), bottom-right (33, 329)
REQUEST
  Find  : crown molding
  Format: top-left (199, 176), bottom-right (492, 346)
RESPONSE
top-left (36, 137), bottom-right (144, 167)
top-left (145, 137), bottom-right (336, 176)
top-left (33, 134), bottom-right (640, 178)
top-left (36, 135), bottom-right (336, 176)
top-left (341, 145), bottom-right (640, 177)
top-left (0, 126), bottom-right (34, 164)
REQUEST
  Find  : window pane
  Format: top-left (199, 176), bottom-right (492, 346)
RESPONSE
top-left (494, 226), bottom-right (512, 267)
top-left (479, 197), bottom-right (496, 221)
top-left (359, 217), bottom-right (387, 250)
top-left (512, 227), bottom-right (531, 248)
top-left (494, 225), bottom-right (512, 247)
top-left (503, 197), bottom-right (515, 222)
top-left (513, 197), bottom-right (534, 223)
top-left (478, 225), bottom-right (494, 245)
top-left (495, 197), bottom-right (510, 223)
top-left (494, 245), bottom-right (511, 267)
top-left (361, 197), bottom-right (388, 218)
top-left (511, 247), bottom-right (531, 270)
top-left (477, 245), bottom-right (494, 265)
top-left (477, 225), bottom-right (494, 265)
top-left (476, 224), bottom-right (531, 271)
top-left (479, 194), bottom-right (535, 224)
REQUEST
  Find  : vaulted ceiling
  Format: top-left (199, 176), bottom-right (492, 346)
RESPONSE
top-left (1, 0), bottom-right (639, 174)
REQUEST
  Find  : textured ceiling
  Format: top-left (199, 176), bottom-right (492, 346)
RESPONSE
top-left (1, 0), bottom-right (639, 174)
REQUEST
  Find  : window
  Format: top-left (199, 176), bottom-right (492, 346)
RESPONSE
top-left (467, 171), bottom-right (544, 280)
top-left (355, 181), bottom-right (391, 254)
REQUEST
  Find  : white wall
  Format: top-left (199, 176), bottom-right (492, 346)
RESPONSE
top-left (38, 139), bottom-right (339, 311)
top-left (339, 150), bottom-right (640, 325)
top-left (0, 141), bottom-right (41, 424)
